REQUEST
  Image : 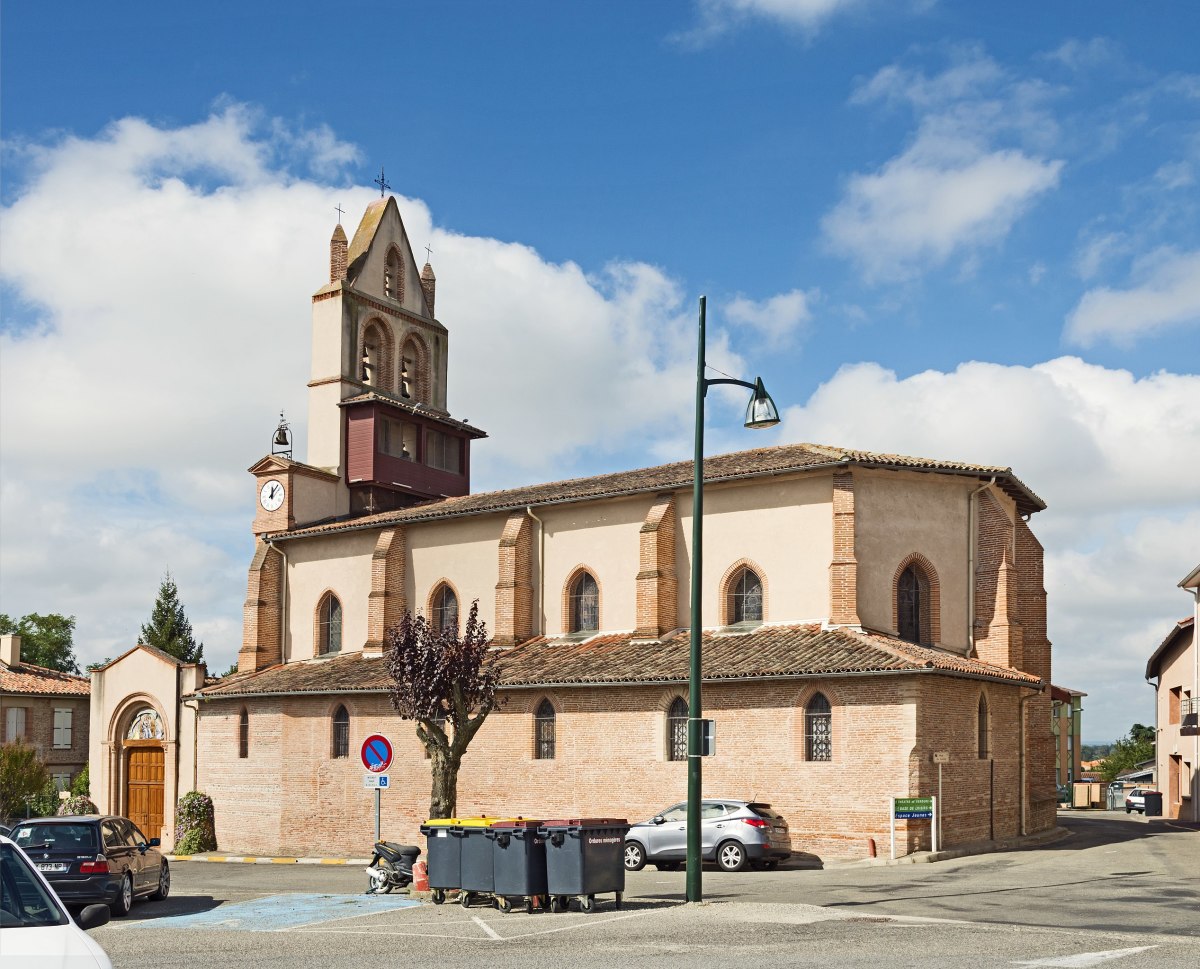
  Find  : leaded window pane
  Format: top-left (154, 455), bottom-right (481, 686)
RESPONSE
top-left (432, 585), bottom-right (459, 634)
top-left (319, 594), bottom-right (343, 655)
top-left (731, 568), bottom-right (763, 624)
top-left (238, 709), bottom-right (249, 759)
top-left (332, 706), bottom-right (350, 759)
top-left (978, 696), bottom-right (990, 759)
top-left (570, 573), bottom-right (599, 633)
top-left (667, 697), bottom-right (689, 762)
top-left (806, 692), bottom-right (832, 762)
top-left (534, 699), bottom-right (556, 759)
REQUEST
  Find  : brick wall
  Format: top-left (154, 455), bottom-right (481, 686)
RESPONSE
top-left (0, 694), bottom-right (90, 783)
top-left (193, 673), bottom-right (1036, 861)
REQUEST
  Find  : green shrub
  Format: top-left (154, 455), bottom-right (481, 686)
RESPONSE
top-left (174, 790), bottom-right (217, 854)
top-left (0, 743), bottom-right (51, 821)
top-left (70, 763), bottom-right (91, 797)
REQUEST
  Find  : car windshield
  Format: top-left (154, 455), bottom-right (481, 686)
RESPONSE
top-left (11, 823), bottom-right (98, 852)
top-left (0, 843), bottom-right (70, 928)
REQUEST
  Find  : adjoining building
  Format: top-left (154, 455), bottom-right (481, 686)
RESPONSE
top-left (1, 634), bottom-right (91, 796)
top-left (1145, 562), bottom-right (1199, 821)
top-left (89, 198), bottom-right (1058, 859)
top-left (1050, 685), bottom-right (1086, 793)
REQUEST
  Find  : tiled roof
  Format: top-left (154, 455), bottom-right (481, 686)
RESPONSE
top-left (0, 662), bottom-right (91, 696)
top-left (273, 442), bottom-right (1044, 542)
top-left (338, 391), bottom-right (487, 437)
top-left (193, 624), bottom-right (1040, 699)
top-left (1145, 616), bottom-right (1194, 680)
top-left (90, 643), bottom-right (185, 672)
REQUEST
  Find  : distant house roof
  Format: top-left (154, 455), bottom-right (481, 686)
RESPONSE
top-left (1050, 684), bottom-right (1087, 702)
top-left (270, 442), bottom-right (1046, 542)
top-left (1145, 616), bottom-right (1194, 680)
top-left (90, 643), bottom-right (186, 672)
top-left (0, 660), bottom-right (90, 697)
top-left (193, 623), bottom-right (1041, 700)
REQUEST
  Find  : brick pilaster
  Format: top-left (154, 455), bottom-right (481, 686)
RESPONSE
top-left (635, 494), bottom-right (677, 638)
top-left (239, 541), bottom-right (284, 672)
top-left (828, 471), bottom-right (861, 625)
top-left (494, 511), bottom-right (533, 646)
top-left (366, 528), bottom-right (407, 654)
top-left (330, 224), bottom-right (348, 282)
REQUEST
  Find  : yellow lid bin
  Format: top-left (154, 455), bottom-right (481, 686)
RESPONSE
top-left (418, 818), bottom-right (523, 902)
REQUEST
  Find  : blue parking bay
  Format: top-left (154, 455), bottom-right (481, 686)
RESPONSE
top-left (133, 893), bottom-right (420, 931)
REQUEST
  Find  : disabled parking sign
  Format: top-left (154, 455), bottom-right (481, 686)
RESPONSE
top-left (361, 734), bottom-right (393, 773)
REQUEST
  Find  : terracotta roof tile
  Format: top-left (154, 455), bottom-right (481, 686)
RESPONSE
top-left (273, 442), bottom-right (1044, 542)
top-left (0, 662), bottom-right (91, 696)
top-left (193, 624), bottom-right (1039, 699)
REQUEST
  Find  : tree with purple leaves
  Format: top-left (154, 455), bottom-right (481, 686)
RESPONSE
top-left (383, 600), bottom-right (503, 820)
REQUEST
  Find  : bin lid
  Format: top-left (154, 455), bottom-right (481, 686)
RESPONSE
top-left (488, 819), bottom-right (543, 829)
top-left (538, 818), bottom-right (628, 828)
top-left (421, 815), bottom-right (511, 828)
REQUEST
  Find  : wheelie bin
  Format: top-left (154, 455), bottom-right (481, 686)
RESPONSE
top-left (419, 818), bottom-right (467, 905)
top-left (486, 820), bottom-right (547, 913)
top-left (538, 818), bottom-right (630, 913)
top-left (456, 817), bottom-right (518, 908)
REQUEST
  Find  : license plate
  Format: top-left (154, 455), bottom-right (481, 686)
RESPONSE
top-left (37, 863), bottom-right (69, 873)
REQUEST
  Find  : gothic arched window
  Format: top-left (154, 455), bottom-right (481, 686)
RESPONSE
top-left (399, 336), bottom-right (424, 401)
top-left (568, 571), bottom-right (599, 633)
top-left (805, 692), bottom-right (832, 762)
top-left (667, 697), bottom-right (688, 762)
top-left (728, 566), bottom-right (764, 625)
top-left (317, 592), bottom-right (343, 655)
top-left (897, 563), bottom-right (932, 645)
top-left (332, 705), bottom-right (350, 759)
top-left (430, 584), bottom-right (459, 635)
top-left (978, 695), bottom-right (990, 760)
top-left (384, 247), bottom-right (403, 302)
top-left (238, 708), bottom-right (249, 759)
top-left (534, 699), bottom-right (556, 760)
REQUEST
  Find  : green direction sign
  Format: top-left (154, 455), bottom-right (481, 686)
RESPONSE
top-left (894, 797), bottom-right (933, 819)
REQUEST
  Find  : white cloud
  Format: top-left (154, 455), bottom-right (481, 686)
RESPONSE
top-left (674, 0), bottom-right (864, 45)
top-left (826, 53), bottom-right (1064, 281)
top-left (822, 132), bottom-right (1063, 281)
top-left (0, 107), bottom-right (745, 674)
top-left (778, 356), bottom-right (1200, 738)
top-left (724, 288), bottom-right (816, 346)
top-left (1065, 248), bottom-right (1200, 347)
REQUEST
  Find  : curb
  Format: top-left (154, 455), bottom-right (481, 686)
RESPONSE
top-left (168, 855), bottom-right (371, 865)
top-left (859, 824), bottom-right (1071, 866)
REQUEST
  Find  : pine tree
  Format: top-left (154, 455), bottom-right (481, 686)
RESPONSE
top-left (140, 572), bottom-right (204, 664)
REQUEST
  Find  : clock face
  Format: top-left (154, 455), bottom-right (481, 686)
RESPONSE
top-left (259, 479), bottom-right (286, 512)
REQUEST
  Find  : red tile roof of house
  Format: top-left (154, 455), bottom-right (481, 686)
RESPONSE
top-left (193, 623), bottom-right (1040, 699)
top-left (268, 442), bottom-right (1044, 542)
top-left (0, 661), bottom-right (91, 696)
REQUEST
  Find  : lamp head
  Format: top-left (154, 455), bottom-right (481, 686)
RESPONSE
top-left (743, 377), bottom-right (781, 429)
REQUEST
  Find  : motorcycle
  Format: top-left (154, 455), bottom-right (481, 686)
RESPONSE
top-left (365, 841), bottom-right (421, 894)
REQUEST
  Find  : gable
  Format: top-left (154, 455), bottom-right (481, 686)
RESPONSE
top-left (345, 197), bottom-right (432, 318)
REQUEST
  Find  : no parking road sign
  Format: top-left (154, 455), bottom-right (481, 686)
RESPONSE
top-left (361, 734), bottom-right (393, 773)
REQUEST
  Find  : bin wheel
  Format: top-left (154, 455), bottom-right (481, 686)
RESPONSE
top-left (615, 892), bottom-right (623, 910)
top-left (496, 896), bottom-right (512, 913)
top-left (580, 894), bottom-right (595, 913)
top-left (524, 897), bottom-right (534, 914)
top-left (432, 889), bottom-right (445, 905)
top-left (550, 895), bottom-right (568, 914)
top-left (459, 891), bottom-right (472, 908)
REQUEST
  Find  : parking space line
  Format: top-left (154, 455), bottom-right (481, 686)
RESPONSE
top-left (472, 916), bottom-right (503, 940)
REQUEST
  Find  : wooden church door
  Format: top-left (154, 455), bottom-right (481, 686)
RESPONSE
top-left (126, 743), bottom-right (165, 838)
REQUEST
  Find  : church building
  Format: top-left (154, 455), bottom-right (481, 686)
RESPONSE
top-left (90, 197), bottom-right (1056, 860)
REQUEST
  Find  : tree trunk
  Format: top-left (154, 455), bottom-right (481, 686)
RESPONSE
top-left (429, 751), bottom-right (461, 820)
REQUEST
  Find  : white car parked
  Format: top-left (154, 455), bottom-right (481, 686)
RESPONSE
top-left (0, 834), bottom-right (113, 969)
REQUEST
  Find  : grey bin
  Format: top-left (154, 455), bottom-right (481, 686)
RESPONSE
top-left (538, 818), bottom-right (630, 913)
top-left (418, 820), bottom-right (464, 891)
top-left (487, 821), bottom-right (548, 906)
top-left (1143, 791), bottom-right (1163, 817)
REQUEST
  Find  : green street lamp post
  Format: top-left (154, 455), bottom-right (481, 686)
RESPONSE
top-left (687, 295), bottom-right (780, 903)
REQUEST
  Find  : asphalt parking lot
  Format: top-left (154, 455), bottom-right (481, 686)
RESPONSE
top-left (85, 814), bottom-right (1200, 969)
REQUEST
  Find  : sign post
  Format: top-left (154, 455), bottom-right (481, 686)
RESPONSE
top-left (933, 752), bottom-right (949, 850)
top-left (361, 734), bottom-right (394, 844)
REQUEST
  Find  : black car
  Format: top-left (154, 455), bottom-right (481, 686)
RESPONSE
top-left (8, 814), bottom-right (169, 916)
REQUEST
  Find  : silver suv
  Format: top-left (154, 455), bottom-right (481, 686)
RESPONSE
top-left (623, 799), bottom-right (791, 872)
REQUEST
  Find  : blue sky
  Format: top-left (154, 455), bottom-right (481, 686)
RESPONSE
top-left (2, 1), bottom-right (1198, 741)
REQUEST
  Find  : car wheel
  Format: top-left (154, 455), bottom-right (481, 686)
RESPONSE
top-left (111, 874), bottom-right (134, 917)
top-left (1126, 808), bottom-right (1132, 814)
top-left (716, 841), bottom-right (748, 873)
top-left (150, 859), bottom-right (171, 900)
top-left (623, 841), bottom-right (646, 871)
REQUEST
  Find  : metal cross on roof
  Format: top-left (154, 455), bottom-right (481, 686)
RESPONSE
top-left (334, 203), bottom-right (345, 222)
top-left (374, 166), bottom-right (391, 197)
top-left (425, 243), bottom-right (433, 262)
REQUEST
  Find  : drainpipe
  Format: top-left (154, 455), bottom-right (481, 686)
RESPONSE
top-left (967, 478), bottom-right (995, 655)
top-left (267, 539), bottom-right (288, 662)
top-left (525, 507), bottom-right (545, 637)
top-left (1018, 684), bottom-right (1044, 836)
top-left (182, 697), bottom-right (200, 791)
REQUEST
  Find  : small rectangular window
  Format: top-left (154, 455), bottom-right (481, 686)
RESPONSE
top-left (5, 707), bottom-right (27, 741)
top-left (53, 709), bottom-right (73, 748)
top-left (379, 417), bottom-right (416, 460)
top-left (425, 430), bottom-right (461, 473)
top-left (52, 773), bottom-right (72, 791)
